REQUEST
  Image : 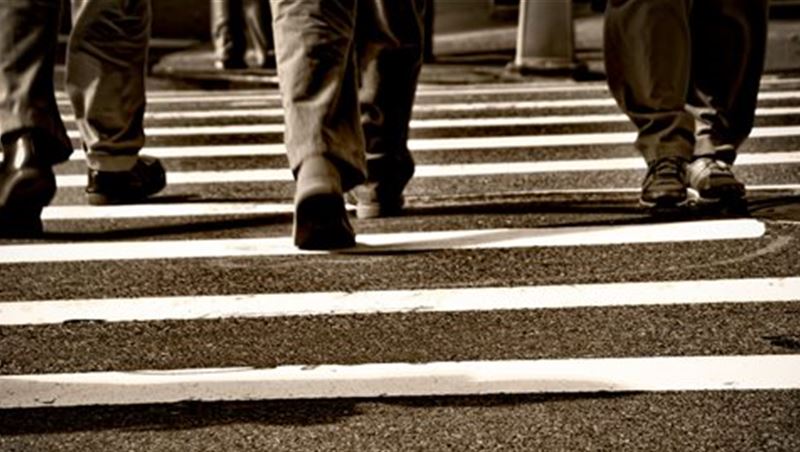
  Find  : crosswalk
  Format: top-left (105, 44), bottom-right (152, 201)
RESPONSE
top-left (1, 76), bottom-right (799, 442)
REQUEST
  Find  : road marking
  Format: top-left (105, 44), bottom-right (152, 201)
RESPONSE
top-left (54, 85), bottom-right (800, 106)
top-left (2, 277), bottom-right (796, 326)
top-left (53, 151), bottom-right (800, 186)
top-left (41, 202), bottom-right (296, 220)
top-left (58, 101), bottom-right (800, 122)
top-left (50, 76), bottom-right (800, 100)
top-left (0, 219), bottom-right (766, 263)
top-left (63, 108), bottom-right (800, 139)
top-left (31, 183), bottom-right (800, 221)
top-left (2, 355), bottom-right (799, 408)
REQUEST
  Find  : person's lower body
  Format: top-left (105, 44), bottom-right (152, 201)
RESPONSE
top-left (272, 0), bottom-right (424, 249)
top-left (271, 0), bottom-right (363, 249)
top-left (604, 0), bottom-right (694, 211)
top-left (0, 0), bottom-right (164, 236)
top-left (604, 0), bottom-right (766, 212)
top-left (685, 0), bottom-right (768, 204)
top-left (353, 0), bottom-right (425, 219)
top-left (212, 0), bottom-right (275, 70)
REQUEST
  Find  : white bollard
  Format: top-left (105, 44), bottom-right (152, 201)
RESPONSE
top-left (509, 0), bottom-right (582, 75)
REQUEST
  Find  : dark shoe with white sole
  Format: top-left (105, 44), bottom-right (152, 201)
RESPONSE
top-left (86, 155), bottom-right (166, 206)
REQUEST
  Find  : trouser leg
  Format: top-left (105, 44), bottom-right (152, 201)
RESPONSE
top-left (66, 0), bottom-right (150, 172)
top-left (689, 0), bottom-right (768, 163)
top-left (211, 0), bottom-right (246, 65)
top-left (271, 0), bottom-right (365, 191)
top-left (0, 0), bottom-right (72, 164)
top-left (358, 0), bottom-right (425, 180)
top-left (243, 0), bottom-right (274, 67)
top-left (604, 0), bottom-right (695, 165)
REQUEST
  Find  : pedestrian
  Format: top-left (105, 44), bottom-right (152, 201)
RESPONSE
top-left (0, 0), bottom-right (166, 237)
top-left (270, 0), bottom-right (425, 250)
top-left (211, 0), bottom-right (275, 70)
top-left (603, 0), bottom-right (768, 210)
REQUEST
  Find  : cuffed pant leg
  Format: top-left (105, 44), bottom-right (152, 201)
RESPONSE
top-left (66, 0), bottom-right (150, 172)
top-left (0, 0), bottom-right (72, 164)
top-left (211, 0), bottom-right (246, 64)
top-left (271, 0), bottom-right (366, 191)
top-left (689, 0), bottom-right (768, 163)
top-left (604, 0), bottom-right (695, 165)
top-left (358, 0), bottom-right (425, 177)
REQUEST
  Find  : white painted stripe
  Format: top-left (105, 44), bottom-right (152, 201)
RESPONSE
top-left (41, 203), bottom-right (295, 220)
top-left (53, 151), bottom-right (800, 187)
top-left (57, 168), bottom-right (292, 186)
top-left (405, 125), bottom-right (800, 151)
top-left (55, 88), bottom-right (800, 108)
top-left (0, 219), bottom-right (766, 263)
top-left (32, 183), bottom-right (800, 221)
top-left (67, 123), bottom-right (283, 139)
top-left (62, 107), bottom-right (800, 137)
top-left (2, 277), bottom-right (796, 326)
top-left (50, 76), bottom-right (800, 99)
top-left (2, 355), bottom-right (799, 408)
top-left (65, 144), bottom-right (286, 160)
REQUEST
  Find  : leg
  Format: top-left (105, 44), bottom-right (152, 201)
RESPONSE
top-left (0, 0), bottom-right (66, 235)
top-left (242, 0), bottom-right (275, 68)
top-left (604, 0), bottom-right (694, 208)
top-left (690, 0), bottom-right (768, 161)
top-left (67, 0), bottom-right (165, 205)
top-left (684, 0), bottom-right (768, 203)
top-left (353, 0), bottom-right (425, 219)
top-left (211, 0), bottom-right (247, 69)
top-left (271, 0), bottom-right (363, 249)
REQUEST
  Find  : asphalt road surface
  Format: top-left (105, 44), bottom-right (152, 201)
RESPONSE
top-left (1, 72), bottom-right (799, 451)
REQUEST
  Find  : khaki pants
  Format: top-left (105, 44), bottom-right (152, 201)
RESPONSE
top-left (0, 0), bottom-right (150, 171)
top-left (604, 0), bottom-right (768, 165)
top-left (270, 0), bottom-right (425, 191)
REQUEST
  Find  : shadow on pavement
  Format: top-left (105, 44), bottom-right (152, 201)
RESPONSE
top-left (0, 391), bottom-right (642, 435)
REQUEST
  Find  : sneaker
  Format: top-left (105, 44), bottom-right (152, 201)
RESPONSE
top-left (0, 134), bottom-right (56, 236)
top-left (686, 157), bottom-right (745, 203)
top-left (350, 153), bottom-right (415, 219)
top-left (640, 156), bottom-right (688, 208)
top-left (86, 155), bottom-right (166, 205)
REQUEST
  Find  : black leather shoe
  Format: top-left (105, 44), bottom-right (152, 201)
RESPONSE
top-left (86, 155), bottom-right (166, 205)
top-left (0, 134), bottom-right (56, 237)
top-left (293, 156), bottom-right (355, 250)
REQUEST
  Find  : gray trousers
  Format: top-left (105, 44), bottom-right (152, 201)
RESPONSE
top-left (211, 0), bottom-right (273, 67)
top-left (270, 0), bottom-right (425, 191)
top-left (0, 0), bottom-right (149, 171)
top-left (604, 0), bottom-right (768, 165)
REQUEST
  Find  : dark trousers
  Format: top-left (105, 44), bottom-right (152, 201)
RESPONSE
top-left (604, 0), bottom-right (768, 164)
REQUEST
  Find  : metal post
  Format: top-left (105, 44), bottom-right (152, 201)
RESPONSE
top-left (509, 0), bottom-right (581, 75)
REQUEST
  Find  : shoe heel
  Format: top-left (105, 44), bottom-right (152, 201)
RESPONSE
top-left (0, 205), bottom-right (45, 237)
top-left (294, 193), bottom-right (355, 250)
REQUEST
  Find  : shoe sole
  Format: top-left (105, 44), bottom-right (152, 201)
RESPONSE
top-left (355, 196), bottom-right (405, 219)
top-left (294, 193), bottom-right (356, 250)
top-left (86, 178), bottom-right (167, 206)
top-left (686, 188), bottom-right (749, 216)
